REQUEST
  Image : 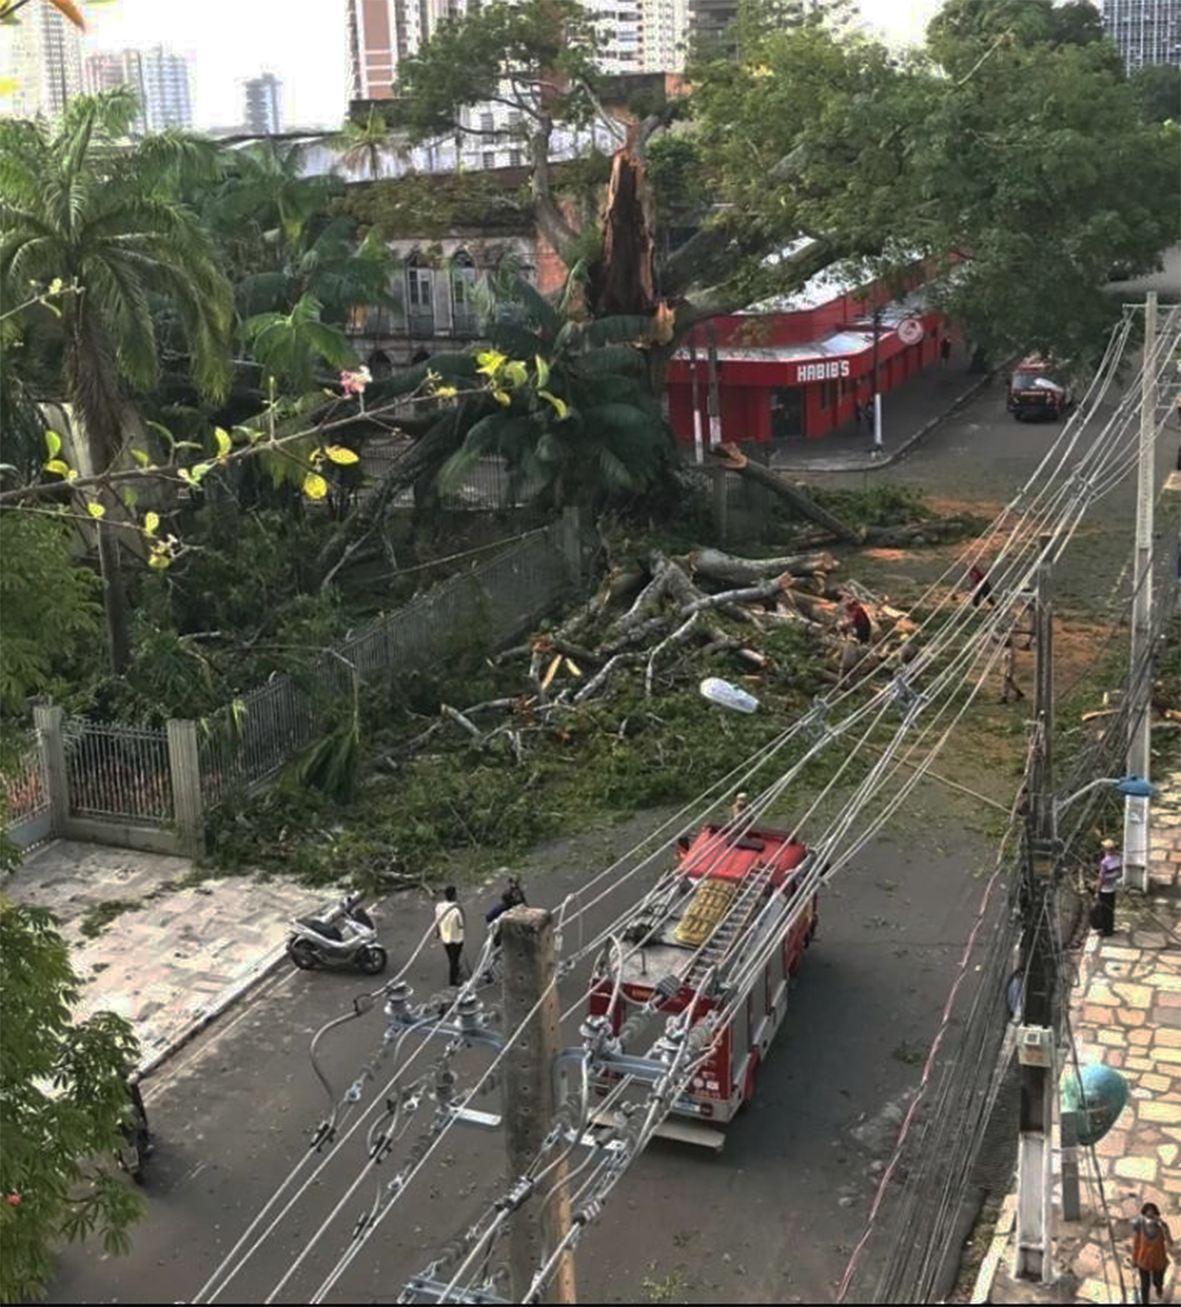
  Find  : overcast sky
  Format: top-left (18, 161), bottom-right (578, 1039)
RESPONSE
top-left (3, 0), bottom-right (946, 129)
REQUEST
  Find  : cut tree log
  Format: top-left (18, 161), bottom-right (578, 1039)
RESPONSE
top-left (710, 444), bottom-right (863, 543)
top-left (686, 547), bottom-right (839, 587)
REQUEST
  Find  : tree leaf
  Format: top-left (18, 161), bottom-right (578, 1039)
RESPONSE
top-left (130, 449), bottom-right (151, 467)
top-left (535, 354), bottom-right (551, 389)
top-left (214, 427), bottom-right (232, 459)
top-left (324, 446), bottom-right (359, 465)
top-left (85, 502), bottom-right (105, 519)
top-left (45, 431), bottom-right (62, 458)
top-left (45, 459), bottom-right (71, 478)
top-left (538, 390), bottom-right (569, 421)
top-left (303, 472), bottom-right (329, 500)
top-left (143, 512), bottom-right (160, 536)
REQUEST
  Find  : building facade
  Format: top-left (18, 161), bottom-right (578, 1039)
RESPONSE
top-left (9, 2), bottom-right (83, 124)
top-left (1101, 0), bottom-right (1181, 69)
top-left (666, 264), bottom-right (947, 446)
top-left (84, 47), bottom-right (191, 133)
top-left (140, 46), bottom-right (193, 130)
top-left (244, 72), bottom-right (283, 134)
top-left (642, 0), bottom-right (689, 72)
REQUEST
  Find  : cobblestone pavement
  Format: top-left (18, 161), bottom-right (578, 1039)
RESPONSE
top-left (983, 769), bottom-right (1181, 1304)
top-left (6, 840), bottom-right (320, 1073)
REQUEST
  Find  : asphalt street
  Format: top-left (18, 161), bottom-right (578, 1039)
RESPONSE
top-left (47, 344), bottom-right (1179, 1305)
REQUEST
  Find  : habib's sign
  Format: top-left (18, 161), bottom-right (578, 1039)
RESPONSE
top-left (794, 359), bottom-right (851, 384)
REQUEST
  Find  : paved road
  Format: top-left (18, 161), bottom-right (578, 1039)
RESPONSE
top-left (47, 365), bottom-right (1178, 1305)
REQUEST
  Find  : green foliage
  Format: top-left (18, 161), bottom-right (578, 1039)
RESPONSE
top-left (685, 16), bottom-right (1179, 370)
top-left (644, 135), bottom-right (708, 227)
top-left (335, 171), bottom-right (532, 241)
top-left (243, 293), bottom-right (360, 392)
top-left (925, 0), bottom-right (1115, 78)
top-left (0, 894), bottom-right (144, 1303)
top-left (0, 513), bottom-right (101, 715)
top-left (292, 714), bottom-right (363, 802)
top-left (437, 271), bottom-right (672, 510)
top-left (1127, 63), bottom-right (1181, 125)
top-left (385, 0), bottom-right (604, 145)
top-left (806, 484), bottom-right (934, 528)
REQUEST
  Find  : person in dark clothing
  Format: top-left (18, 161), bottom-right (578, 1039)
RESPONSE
top-left (123, 1073), bottom-right (152, 1155)
top-left (940, 336), bottom-right (952, 368)
top-left (839, 594), bottom-right (872, 644)
top-left (966, 564), bottom-right (996, 609)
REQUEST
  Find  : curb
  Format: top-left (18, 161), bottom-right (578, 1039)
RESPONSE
top-left (971, 1193), bottom-right (1017, 1303)
top-left (772, 371), bottom-right (999, 474)
top-left (138, 943), bottom-right (292, 1080)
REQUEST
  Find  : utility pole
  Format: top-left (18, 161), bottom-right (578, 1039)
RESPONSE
top-left (688, 333), bottom-right (704, 465)
top-left (870, 306), bottom-right (884, 454)
top-left (1014, 533), bottom-right (1058, 1283)
top-left (1123, 290), bottom-right (1158, 894)
top-left (706, 323), bottom-right (722, 451)
top-left (501, 908), bottom-right (576, 1305)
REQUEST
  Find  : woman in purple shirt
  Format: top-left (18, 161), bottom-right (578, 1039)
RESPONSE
top-left (1095, 838), bottom-right (1121, 937)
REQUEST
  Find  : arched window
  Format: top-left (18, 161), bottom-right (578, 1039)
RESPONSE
top-left (367, 350), bottom-right (393, 380)
top-left (405, 252), bottom-right (435, 337)
top-left (451, 251), bottom-right (478, 337)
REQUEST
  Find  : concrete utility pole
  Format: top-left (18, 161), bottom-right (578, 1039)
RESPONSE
top-left (1014, 535), bottom-right (1058, 1284)
top-left (1123, 291), bottom-right (1158, 894)
top-left (706, 323), bottom-right (722, 451)
top-left (870, 306), bottom-right (884, 453)
top-left (501, 908), bottom-right (576, 1305)
top-left (687, 334), bottom-right (704, 465)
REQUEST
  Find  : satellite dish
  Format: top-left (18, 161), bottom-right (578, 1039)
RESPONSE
top-left (897, 317), bottom-right (923, 346)
top-left (700, 677), bottom-right (759, 714)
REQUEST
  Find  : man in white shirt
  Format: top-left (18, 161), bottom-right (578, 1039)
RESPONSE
top-left (435, 886), bottom-right (466, 986)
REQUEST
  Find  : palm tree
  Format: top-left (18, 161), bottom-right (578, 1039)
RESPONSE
top-left (329, 106), bottom-right (395, 182)
top-left (0, 87), bottom-right (234, 672)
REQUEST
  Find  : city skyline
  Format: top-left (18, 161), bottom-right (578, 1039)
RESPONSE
top-left (2, 0), bottom-right (945, 130)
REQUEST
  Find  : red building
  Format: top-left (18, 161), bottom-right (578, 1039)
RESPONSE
top-left (666, 261), bottom-right (948, 447)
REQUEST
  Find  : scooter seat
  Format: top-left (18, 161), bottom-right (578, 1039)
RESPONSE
top-left (298, 915), bottom-right (343, 940)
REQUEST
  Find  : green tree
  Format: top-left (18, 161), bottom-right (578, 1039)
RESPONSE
top-left (439, 271), bottom-right (669, 510)
top-left (0, 88), bottom-right (234, 672)
top-left (330, 105), bottom-right (402, 181)
top-left (0, 514), bottom-right (100, 715)
top-left (1128, 63), bottom-right (1181, 124)
top-left (925, 0), bottom-right (1116, 77)
top-left (0, 882), bottom-right (144, 1303)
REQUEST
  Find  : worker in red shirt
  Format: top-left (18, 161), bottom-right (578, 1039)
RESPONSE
top-left (966, 563), bottom-right (996, 609)
top-left (839, 593), bottom-right (872, 644)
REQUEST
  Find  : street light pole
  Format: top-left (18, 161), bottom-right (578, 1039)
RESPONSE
top-left (1124, 290), bottom-right (1158, 893)
top-left (870, 306), bottom-right (884, 454)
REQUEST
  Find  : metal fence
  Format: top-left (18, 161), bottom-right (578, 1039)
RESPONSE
top-left (198, 520), bottom-right (576, 805)
top-left (63, 720), bottom-right (174, 827)
top-left (2, 732), bottom-right (52, 847)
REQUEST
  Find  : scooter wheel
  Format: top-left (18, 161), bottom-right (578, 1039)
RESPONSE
top-left (358, 945), bottom-right (388, 975)
top-left (289, 940), bottom-right (319, 970)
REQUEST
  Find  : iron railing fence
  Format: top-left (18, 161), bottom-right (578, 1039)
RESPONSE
top-left (1, 731), bottom-right (51, 844)
top-left (63, 720), bottom-right (173, 826)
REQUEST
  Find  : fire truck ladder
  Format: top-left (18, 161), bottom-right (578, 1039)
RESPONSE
top-left (683, 860), bottom-right (781, 992)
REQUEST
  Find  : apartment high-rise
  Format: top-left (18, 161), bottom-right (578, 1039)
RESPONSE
top-left (10, 1), bottom-right (84, 123)
top-left (1101, 0), bottom-right (1181, 69)
top-left (83, 47), bottom-right (191, 133)
top-left (244, 73), bottom-right (283, 134)
top-left (642, 0), bottom-right (689, 72)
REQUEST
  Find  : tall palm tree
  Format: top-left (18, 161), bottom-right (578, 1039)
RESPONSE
top-left (329, 106), bottom-right (394, 182)
top-left (0, 87), bottom-right (234, 672)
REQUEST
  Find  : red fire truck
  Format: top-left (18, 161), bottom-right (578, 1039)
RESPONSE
top-left (586, 821), bottom-right (818, 1148)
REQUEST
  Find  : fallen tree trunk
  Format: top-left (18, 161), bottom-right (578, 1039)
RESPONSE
top-left (710, 444), bottom-right (863, 543)
top-left (686, 547), bottom-right (838, 588)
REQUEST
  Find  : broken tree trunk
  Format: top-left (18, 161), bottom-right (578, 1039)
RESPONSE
top-left (686, 547), bottom-right (838, 588)
top-left (710, 443), bottom-right (863, 544)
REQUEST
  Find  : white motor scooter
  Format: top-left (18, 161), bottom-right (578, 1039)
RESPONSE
top-left (287, 893), bottom-right (387, 975)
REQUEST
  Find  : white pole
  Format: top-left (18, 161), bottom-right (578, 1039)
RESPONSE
top-left (1123, 291), bottom-right (1157, 894)
top-left (873, 393), bottom-right (883, 451)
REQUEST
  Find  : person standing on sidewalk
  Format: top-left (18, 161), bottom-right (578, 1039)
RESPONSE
top-left (999, 635), bottom-right (1025, 704)
top-left (1131, 1201), bottom-right (1172, 1302)
top-left (1094, 838), bottom-right (1122, 937)
top-left (965, 563), bottom-right (996, 609)
top-left (435, 886), bottom-right (466, 987)
top-left (940, 336), bottom-right (952, 369)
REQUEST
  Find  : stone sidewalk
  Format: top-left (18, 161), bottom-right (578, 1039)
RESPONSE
top-left (981, 769), bottom-right (1181, 1304)
top-left (5, 841), bottom-right (321, 1074)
